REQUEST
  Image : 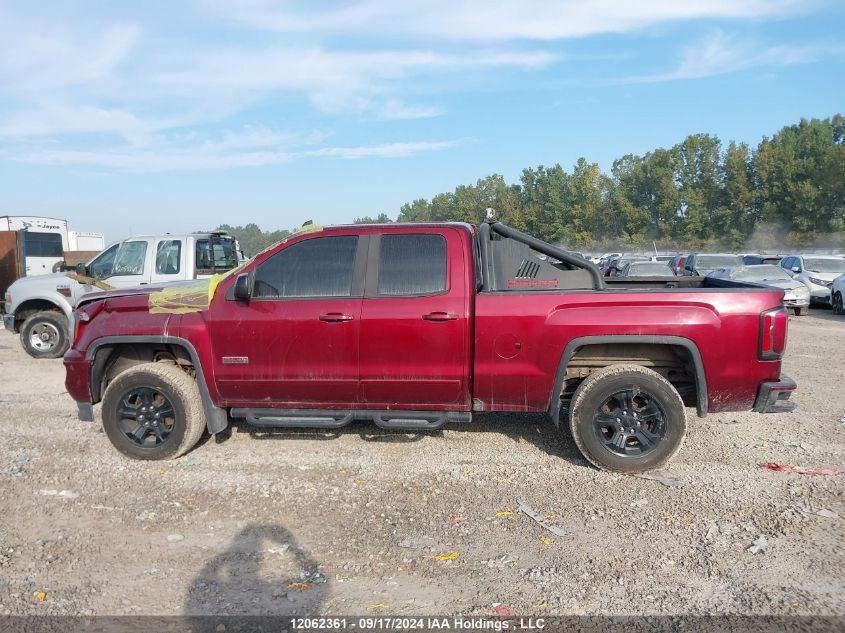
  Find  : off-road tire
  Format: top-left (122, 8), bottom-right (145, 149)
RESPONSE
top-left (20, 312), bottom-right (70, 359)
top-left (795, 306), bottom-right (809, 316)
top-left (832, 292), bottom-right (844, 315)
top-left (569, 364), bottom-right (686, 473)
top-left (101, 362), bottom-right (205, 460)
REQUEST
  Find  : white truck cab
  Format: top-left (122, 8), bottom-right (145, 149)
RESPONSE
top-left (3, 232), bottom-right (242, 358)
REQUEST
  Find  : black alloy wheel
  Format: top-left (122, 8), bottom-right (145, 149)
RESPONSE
top-left (592, 389), bottom-right (667, 457)
top-left (117, 386), bottom-right (176, 448)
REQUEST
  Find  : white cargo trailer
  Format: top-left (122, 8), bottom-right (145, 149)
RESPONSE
top-left (68, 231), bottom-right (105, 251)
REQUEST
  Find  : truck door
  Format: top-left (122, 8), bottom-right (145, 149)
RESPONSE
top-left (102, 240), bottom-right (153, 288)
top-left (358, 230), bottom-right (470, 408)
top-left (207, 233), bottom-right (366, 405)
top-left (149, 238), bottom-right (185, 285)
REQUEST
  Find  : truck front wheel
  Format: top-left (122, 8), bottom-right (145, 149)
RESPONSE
top-left (20, 312), bottom-right (70, 359)
top-left (101, 363), bottom-right (206, 460)
top-left (569, 364), bottom-right (686, 473)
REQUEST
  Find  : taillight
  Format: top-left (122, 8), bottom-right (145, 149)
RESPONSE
top-left (759, 306), bottom-right (788, 360)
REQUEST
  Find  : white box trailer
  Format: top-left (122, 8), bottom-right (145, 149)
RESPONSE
top-left (68, 231), bottom-right (105, 251)
top-left (0, 216), bottom-right (69, 277)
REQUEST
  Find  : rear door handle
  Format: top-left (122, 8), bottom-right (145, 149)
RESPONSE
top-left (319, 313), bottom-right (354, 322)
top-left (422, 311), bottom-right (458, 322)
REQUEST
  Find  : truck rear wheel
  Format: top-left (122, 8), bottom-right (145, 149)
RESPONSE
top-left (568, 364), bottom-right (686, 473)
top-left (20, 312), bottom-right (70, 359)
top-left (101, 362), bottom-right (206, 460)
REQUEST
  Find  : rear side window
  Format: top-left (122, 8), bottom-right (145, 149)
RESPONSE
top-left (196, 237), bottom-right (239, 275)
top-left (155, 240), bottom-right (181, 275)
top-left (378, 234), bottom-right (447, 296)
top-left (253, 235), bottom-right (358, 298)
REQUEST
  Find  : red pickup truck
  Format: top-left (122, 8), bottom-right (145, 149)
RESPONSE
top-left (64, 220), bottom-right (796, 473)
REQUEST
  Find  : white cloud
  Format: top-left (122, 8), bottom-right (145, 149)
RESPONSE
top-left (204, 0), bottom-right (808, 40)
top-left (624, 31), bottom-right (843, 82)
top-left (0, 1), bottom-right (826, 171)
top-left (12, 128), bottom-right (455, 171)
top-left (305, 141), bottom-right (455, 159)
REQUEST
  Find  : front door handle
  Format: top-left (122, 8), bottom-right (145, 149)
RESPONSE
top-left (319, 313), bottom-right (354, 322)
top-left (422, 311), bottom-right (458, 322)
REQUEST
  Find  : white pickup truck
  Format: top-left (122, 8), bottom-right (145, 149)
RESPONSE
top-left (3, 232), bottom-right (243, 358)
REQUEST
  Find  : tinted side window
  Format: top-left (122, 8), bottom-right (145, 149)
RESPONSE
top-left (378, 234), bottom-right (447, 296)
top-left (155, 240), bottom-right (182, 275)
top-left (112, 241), bottom-right (147, 276)
top-left (253, 236), bottom-right (358, 298)
top-left (23, 232), bottom-right (63, 258)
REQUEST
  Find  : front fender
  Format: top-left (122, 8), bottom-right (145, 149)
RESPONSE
top-left (12, 292), bottom-right (74, 321)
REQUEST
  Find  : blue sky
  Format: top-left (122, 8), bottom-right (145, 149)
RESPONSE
top-left (1, 0), bottom-right (843, 242)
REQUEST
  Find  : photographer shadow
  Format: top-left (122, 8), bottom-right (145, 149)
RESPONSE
top-left (184, 523), bottom-right (327, 628)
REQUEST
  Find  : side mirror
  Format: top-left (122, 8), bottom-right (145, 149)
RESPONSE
top-left (75, 263), bottom-right (87, 276)
top-left (791, 266), bottom-right (800, 273)
top-left (233, 273), bottom-right (251, 301)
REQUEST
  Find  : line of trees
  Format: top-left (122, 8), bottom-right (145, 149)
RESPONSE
top-left (222, 114), bottom-right (844, 255)
top-left (360, 114), bottom-right (845, 251)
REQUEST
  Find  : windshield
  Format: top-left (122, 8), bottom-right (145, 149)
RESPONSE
top-left (87, 243), bottom-right (119, 279)
top-left (698, 255), bottom-right (741, 268)
top-left (617, 256), bottom-right (647, 267)
top-left (627, 263), bottom-right (674, 276)
top-left (804, 258), bottom-right (845, 273)
top-left (732, 265), bottom-right (792, 282)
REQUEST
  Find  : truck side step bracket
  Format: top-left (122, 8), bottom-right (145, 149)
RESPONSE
top-left (229, 408), bottom-right (472, 431)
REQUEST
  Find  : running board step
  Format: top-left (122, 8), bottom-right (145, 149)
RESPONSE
top-left (230, 408), bottom-right (471, 430)
top-left (230, 409), bottom-right (353, 429)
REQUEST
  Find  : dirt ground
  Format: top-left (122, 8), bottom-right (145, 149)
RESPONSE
top-left (0, 310), bottom-right (843, 618)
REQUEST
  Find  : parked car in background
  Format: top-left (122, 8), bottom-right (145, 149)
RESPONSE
top-left (4, 232), bottom-right (243, 359)
top-left (592, 252), bottom-right (621, 266)
top-left (682, 253), bottom-right (742, 277)
top-left (668, 254), bottom-right (687, 276)
top-left (709, 265), bottom-right (810, 315)
top-left (605, 255), bottom-right (649, 276)
top-left (779, 254), bottom-right (845, 306)
top-left (831, 273), bottom-right (845, 315)
top-left (742, 254), bottom-right (783, 266)
top-left (618, 261), bottom-right (675, 277)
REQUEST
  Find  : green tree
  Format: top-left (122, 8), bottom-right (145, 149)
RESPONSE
top-left (215, 223), bottom-right (291, 257)
top-left (353, 213), bottom-right (393, 224)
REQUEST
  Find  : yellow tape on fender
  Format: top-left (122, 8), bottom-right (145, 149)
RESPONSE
top-left (149, 222), bottom-right (325, 314)
top-left (148, 279), bottom-right (212, 314)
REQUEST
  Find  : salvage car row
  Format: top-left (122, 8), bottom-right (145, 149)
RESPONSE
top-left (592, 250), bottom-right (845, 316)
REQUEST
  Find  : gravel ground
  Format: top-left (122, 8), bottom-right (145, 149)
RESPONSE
top-left (0, 310), bottom-right (843, 618)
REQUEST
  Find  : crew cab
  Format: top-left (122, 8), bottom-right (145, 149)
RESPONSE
top-left (4, 232), bottom-right (242, 358)
top-left (63, 221), bottom-right (796, 473)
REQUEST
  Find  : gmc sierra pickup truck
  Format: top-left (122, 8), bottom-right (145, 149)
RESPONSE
top-left (63, 220), bottom-right (796, 473)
